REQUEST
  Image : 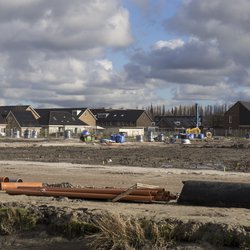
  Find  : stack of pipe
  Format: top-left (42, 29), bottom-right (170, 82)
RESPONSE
top-left (0, 176), bottom-right (177, 203)
top-left (5, 186), bottom-right (177, 203)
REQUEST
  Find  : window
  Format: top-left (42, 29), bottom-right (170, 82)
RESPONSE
top-left (97, 113), bottom-right (109, 118)
top-left (174, 121), bottom-right (181, 126)
top-left (229, 115), bottom-right (232, 123)
top-left (72, 110), bottom-right (81, 116)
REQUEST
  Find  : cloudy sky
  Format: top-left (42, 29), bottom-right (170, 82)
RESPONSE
top-left (1, 0), bottom-right (250, 109)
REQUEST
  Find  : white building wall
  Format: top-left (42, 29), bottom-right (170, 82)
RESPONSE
top-left (119, 128), bottom-right (144, 137)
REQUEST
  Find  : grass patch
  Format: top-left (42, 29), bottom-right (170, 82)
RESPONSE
top-left (0, 207), bottom-right (37, 235)
top-left (47, 215), bottom-right (99, 238)
top-left (87, 212), bottom-right (250, 250)
top-left (88, 213), bottom-right (174, 250)
top-left (65, 220), bottom-right (99, 238)
top-left (170, 221), bottom-right (250, 248)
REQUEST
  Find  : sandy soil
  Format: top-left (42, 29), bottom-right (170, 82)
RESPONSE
top-left (0, 139), bottom-right (249, 224)
top-left (0, 138), bottom-right (249, 249)
top-left (0, 160), bottom-right (250, 226)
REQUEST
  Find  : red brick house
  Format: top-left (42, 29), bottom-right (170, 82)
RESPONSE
top-left (224, 101), bottom-right (250, 134)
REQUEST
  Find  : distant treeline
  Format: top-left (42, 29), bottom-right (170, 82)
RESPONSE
top-left (145, 104), bottom-right (229, 128)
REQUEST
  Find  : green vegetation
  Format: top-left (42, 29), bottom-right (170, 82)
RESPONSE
top-left (0, 207), bottom-right (37, 235)
top-left (0, 207), bottom-right (249, 249)
top-left (88, 213), bottom-right (175, 250)
top-left (88, 212), bottom-right (250, 250)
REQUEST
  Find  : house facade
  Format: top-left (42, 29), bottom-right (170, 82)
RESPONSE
top-left (155, 116), bottom-right (200, 131)
top-left (224, 101), bottom-right (250, 134)
top-left (5, 110), bottom-right (41, 137)
top-left (91, 108), bottom-right (153, 128)
top-left (0, 114), bottom-right (6, 136)
top-left (0, 105), bottom-right (41, 137)
top-left (37, 110), bottom-right (88, 135)
top-left (35, 108), bottom-right (96, 127)
top-left (90, 108), bottom-right (153, 136)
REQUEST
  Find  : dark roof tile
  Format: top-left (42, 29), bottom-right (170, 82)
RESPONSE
top-left (240, 101), bottom-right (250, 111)
top-left (38, 111), bottom-right (87, 126)
top-left (11, 111), bottom-right (41, 127)
top-left (156, 116), bottom-right (198, 128)
top-left (0, 105), bottom-right (30, 117)
top-left (91, 109), bottom-right (151, 122)
top-left (0, 114), bottom-right (6, 124)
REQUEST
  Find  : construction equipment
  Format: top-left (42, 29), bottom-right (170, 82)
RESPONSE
top-left (186, 127), bottom-right (201, 135)
top-left (178, 180), bottom-right (250, 209)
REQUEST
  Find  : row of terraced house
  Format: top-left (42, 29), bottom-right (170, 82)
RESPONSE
top-left (0, 101), bottom-right (250, 138)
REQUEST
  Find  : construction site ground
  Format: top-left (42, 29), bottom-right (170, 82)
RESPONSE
top-left (0, 138), bottom-right (249, 249)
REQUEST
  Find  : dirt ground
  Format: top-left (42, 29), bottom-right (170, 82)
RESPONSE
top-left (0, 138), bottom-right (249, 249)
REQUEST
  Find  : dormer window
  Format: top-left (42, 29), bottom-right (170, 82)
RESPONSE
top-left (97, 113), bottom-right (109, 118)
top-left (72, 110), bottom-right (81, 116)
top-left (174, 121), bottom-right (181, 126)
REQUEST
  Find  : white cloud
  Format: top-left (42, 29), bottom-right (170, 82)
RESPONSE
top-left (153, 39), bottom-right (185, 50)
top-left (1, 0), bottom-right (250, 109)
top-left (0, 0), bottom-right (137, 108)
top-left (124, 0), bottom-right (250, 105)
top-left (96, 60), bottom-right (113, 71)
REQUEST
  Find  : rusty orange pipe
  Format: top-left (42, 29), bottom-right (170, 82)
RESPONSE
top-left (6, 188), bottom-right (154, 202)
top-left (16, 186), bottom-right (162, 196)
top-left (0, 176), bottom-right (9, 182)
top-left (13, 187), bottom-right (176, 202)
top-left (1, 182), bottom-right (43, 191)
top-left (43, 187), bottom-right (161, 196)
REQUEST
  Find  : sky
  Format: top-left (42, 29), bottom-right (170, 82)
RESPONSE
top-left (1, 0), bottom-right (250, 109)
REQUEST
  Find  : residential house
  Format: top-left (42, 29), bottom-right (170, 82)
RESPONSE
top-left (35, 108), bottom-right (96, 127)
top-left (155, 116), bottom-right (201, 133)
top-left (91, 108), bottom-right (153, 136)
top-left (0, 105), bottom-right (40, 120)
top-left (224, 101), bottom-right (250, 134)
top-left (0, 105), bottom-right (41, 137)
top-left (5, 110), bottom-right (41, 137)
top-left (37, 110), bottom-right (88, 135)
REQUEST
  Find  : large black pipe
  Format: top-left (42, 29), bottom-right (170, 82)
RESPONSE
top-left (177, 180), bottom-right (250, 209)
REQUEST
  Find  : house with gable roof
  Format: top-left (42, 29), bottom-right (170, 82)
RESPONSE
top-left (0, 105), bottom-right (40, 119)
top-left (224, 101), bottom-right (250, 134)
top-left (155, 116), bottom-right (200, 131)
top-left (91, 108), bottom-right (153, 136)
top-left (0, 105), bottom-right (41, 137)
top-left (36, 110), bottom-right (89, 135)
top-left (35, 108), bottom-right (96, 127)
